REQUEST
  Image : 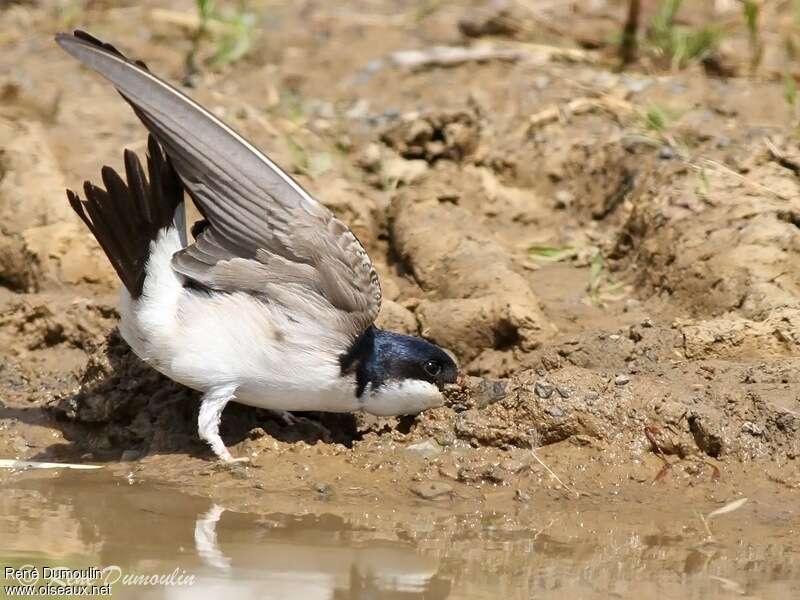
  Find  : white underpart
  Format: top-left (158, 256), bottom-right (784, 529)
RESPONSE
top-left (118, 224), bottom-right (443, 460)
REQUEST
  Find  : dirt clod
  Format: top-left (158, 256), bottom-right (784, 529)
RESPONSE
top-left (381, 110), bottom-right (479, 163)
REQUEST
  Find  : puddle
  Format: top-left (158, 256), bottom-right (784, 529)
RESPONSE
top-left (1, 469), bottom-right (798, 599)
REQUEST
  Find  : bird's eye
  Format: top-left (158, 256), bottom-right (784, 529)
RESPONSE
top-left (423, 360), bottom-right (442, 377)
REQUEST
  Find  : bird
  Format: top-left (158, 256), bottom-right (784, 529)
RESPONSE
top-left (55, 30), bottom-right (458, 462)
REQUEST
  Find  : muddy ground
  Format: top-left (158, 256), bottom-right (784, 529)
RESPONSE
top-left (1, 0), bottom-right (800, 549)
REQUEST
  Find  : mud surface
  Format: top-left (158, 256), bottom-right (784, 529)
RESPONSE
top-left (2, 1), bottom-right (800, 597)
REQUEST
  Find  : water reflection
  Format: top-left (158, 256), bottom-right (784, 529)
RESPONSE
top-left (192, 503), bottom-right (446, 599)
top-left (0, 469), bottom-right (798, 599)
top-left (0, 471), bottom-right (450, 599)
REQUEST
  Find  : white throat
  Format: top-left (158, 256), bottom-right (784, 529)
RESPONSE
top-left (363, 379), bottom-right (444, 416)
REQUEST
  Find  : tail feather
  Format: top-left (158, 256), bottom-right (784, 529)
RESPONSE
top-left (67, 135), bottom-right (183, 297)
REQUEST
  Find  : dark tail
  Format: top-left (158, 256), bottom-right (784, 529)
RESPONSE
top-left (67, 135), bottom-right (184, 298)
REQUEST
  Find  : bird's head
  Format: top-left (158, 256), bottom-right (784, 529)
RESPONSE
top-left (340, 326), bottom-right (458, 416)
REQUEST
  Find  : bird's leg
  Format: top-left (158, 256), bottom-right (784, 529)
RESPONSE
top-left (198, 385), bottom-right (247, 463)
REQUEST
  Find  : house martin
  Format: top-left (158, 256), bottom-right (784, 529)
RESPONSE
top-left (56, 31), bottom-right (458, 462)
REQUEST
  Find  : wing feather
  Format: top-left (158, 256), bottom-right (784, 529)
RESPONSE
top-left (56, 31), bottom-right (381, 337)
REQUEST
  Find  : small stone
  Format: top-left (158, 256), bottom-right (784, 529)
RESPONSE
top-left (623, 298), bottom-right (640, 313)
top-left (346, 98), bottom-right (370, 120)
top-left (570, 435), bottom-right (594, 447)
top-left (406, 439), bottom-right (442, 459)
top-left (546, 406), bottom-right (565, 418)
top-left (514, 488), bottom-right (531, 502)
top-left (501, 459), bottom-right (526, 474)
top-left (554, 189), bottom-right (573, 209)
top-left (609, 334), bottom-right (621, 341)
top-left (641, 318), bottom-right (653, 328)
top-left (410, 481), bottom-right (453, 500)
top-left (741, 422), bottom-right (763, 436)
top-left (629, 79), bottom-right (652, 94)
top-left (534, 75), bottom-right (550, 89)
top-left (482, 464), bottom-right (507, 483)
top-left (534, 381), bottom-right (554, 399)
top-left (557, 386), bottom-right (571, 399)
top-left (615, 374), bottom-right (631, 386)
top-left (356, 143), bottom-right (382, 171)
top-left (383, 157), bottom-right (429, 185)
top-left (313, 482), bottom-right (333, 495)
top-left (435, 430), bottom-right (456, 447)
top-left (472, 378), bottom-right (508, 408)
top-left (659, 145), bottom-right (675, 159)
top-left (584, 391), bottom-right (599, 404)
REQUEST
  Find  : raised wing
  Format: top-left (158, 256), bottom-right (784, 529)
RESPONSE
top-left (56, 30), bottom-right (381, 337)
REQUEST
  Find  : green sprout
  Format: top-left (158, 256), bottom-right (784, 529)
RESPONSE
top-left (742, 0), bottom-right (763, 74)
top-left (528, 245), bottom-right (577, 262)
top-left (285, 135), bottom-right (309, 173)
top-left (642, 104), bottom-right (671, 132)
top-left (185, 0), bottom-right (257, 81)
top-left (784, 73), bottom-right (800, 125)
top-left (784, 74), bottom-right (798, 109)
top-left (697, 166), bottom-right (711, 199)
top-left (285, 135), bottom-right (333, 180)
top-left (646, 0), bottom-right (722, 70)
top-left (587, 252), bottom-right (625, 307)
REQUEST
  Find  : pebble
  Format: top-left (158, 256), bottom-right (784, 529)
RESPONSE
top-left (546, 406), bottom-right (565, 418)
top-left (356, 142), bottom-right (381, 171)
top-left (383, 157), bottom-right (429, 185)
top-left (741, 422), bottom-right (763, 436)
top-left (614, 374), bottom-right (631, 386)
top-left (622, 76), bottom-right (652, 94)
top-left (623, 298), bottom-right (640, 313)
top-left (482, 464), bottom-right (507, 483)
top-left (12, 437), bottom-right (29, 454)
top-left (534, 381), bottom-right (554, 399)
top-left (346, 98), bottom-right (370, 120)
top-left (584, 391), bottom-right (599, 404)
top-left (435, 431), bottom-right (456, 447)
top-left (410, 481), bottom-right (453, 500)
top-left (405, 439), bottom-right (442, 459)
top-left (557, 386), bottom-right (571, 399)
top-left (313, 482), bottom-right (333, 495)
top-left (554, 189), bottom-right (573, 209)
top-left (472, 379), bottom-right (508, 408)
